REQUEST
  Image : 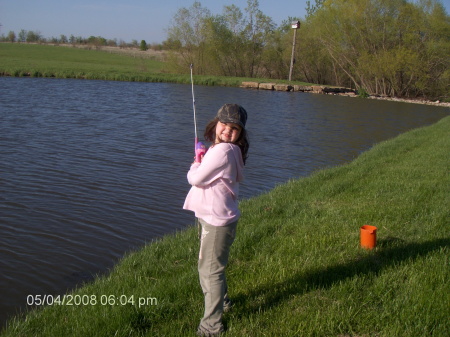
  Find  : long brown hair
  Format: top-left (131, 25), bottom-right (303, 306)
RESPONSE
top-left (204, 117), bottom-right (249, 165)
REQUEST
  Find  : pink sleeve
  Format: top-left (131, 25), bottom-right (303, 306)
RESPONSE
top-left (187, 145), bottom-right (228, 187)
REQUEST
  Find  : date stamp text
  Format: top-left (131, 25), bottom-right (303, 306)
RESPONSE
top-left (27, 294), bottom-right (157, 308)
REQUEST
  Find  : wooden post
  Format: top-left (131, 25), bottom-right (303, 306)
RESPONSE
top-left (289, 21), bottom-right (300, 82)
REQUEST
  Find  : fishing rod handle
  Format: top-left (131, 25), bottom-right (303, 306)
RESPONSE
top-left (195, 139), bottom-right (206, 163)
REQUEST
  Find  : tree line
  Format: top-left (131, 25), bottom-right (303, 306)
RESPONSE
top-left (166, 0), bottom-right (449, 99)
top-left (0, 29), bottom-right (157, 51)
top-left (1, 0), bottom-right (447, 99)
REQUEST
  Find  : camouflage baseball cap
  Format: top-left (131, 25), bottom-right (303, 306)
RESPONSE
top-left (216, 104), bottom-right (247, 129)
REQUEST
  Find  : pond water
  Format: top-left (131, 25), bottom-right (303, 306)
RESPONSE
top-left (0, 77), bottom-right (448, 326)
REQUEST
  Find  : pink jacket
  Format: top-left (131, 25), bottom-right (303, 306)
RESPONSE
top-left (183, 142), bottom-right (244, 226)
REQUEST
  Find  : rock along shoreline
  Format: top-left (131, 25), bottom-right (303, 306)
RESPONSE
top-left (241, 81), bottom-right (450, 108)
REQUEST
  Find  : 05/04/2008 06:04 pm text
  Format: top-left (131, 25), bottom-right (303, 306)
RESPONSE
top-left (26, 294), bottom-right (158, 308)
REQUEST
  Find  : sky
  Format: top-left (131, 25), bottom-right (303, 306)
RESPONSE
top-left (1, 0), bottom-right (449, 44)
top-left (0, 0), bottom-right (311, 44)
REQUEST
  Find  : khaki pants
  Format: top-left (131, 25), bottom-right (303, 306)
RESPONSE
top-left (197, 218), bottom-right (237, 334)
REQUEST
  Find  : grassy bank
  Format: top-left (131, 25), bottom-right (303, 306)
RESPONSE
top-left (2, 108), bottom-right (449, 336)
top-left (0, 43), bottom-right (313, 87)
top-left (0, 43), bottom-right (163, 81)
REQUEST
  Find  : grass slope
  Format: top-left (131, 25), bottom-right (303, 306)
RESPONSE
top-left (2, 116), bottom-right (449, 337)
top-left (0, 43), bottom-right (314, 87)
top-left (0, 43), bottom-right (165, 81)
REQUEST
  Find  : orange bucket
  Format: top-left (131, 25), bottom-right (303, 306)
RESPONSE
top-left (360, 225), bottom-right (377, 249)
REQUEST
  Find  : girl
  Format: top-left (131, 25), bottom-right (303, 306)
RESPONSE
top-left (183, 103), bottom-right (249, 336)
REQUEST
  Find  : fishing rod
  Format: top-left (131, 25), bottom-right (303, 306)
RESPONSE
top-left (190, 64), bottom-right (206, 162)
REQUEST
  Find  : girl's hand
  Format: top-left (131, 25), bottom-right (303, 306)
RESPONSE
top-left (192, 154), bottom-right (204, 165)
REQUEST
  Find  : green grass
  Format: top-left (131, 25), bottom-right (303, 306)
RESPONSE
top-left (0, 43), bottom-right (166, 81)
top-left (2, 111), bottom-right (449, 336)
top-left (0, 43), bottom-right (314, 87)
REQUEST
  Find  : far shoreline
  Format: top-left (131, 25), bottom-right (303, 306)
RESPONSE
top-left (2, 72), bottom-right (449, 109)
top-left (1, 43), bottom-right (449, 108)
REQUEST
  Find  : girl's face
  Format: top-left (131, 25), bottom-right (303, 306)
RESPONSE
top-left (215, 121), bottom-right (242, 144)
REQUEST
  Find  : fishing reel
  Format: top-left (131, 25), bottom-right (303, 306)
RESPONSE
top-left (195, 140), bottom-right (206, 163)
